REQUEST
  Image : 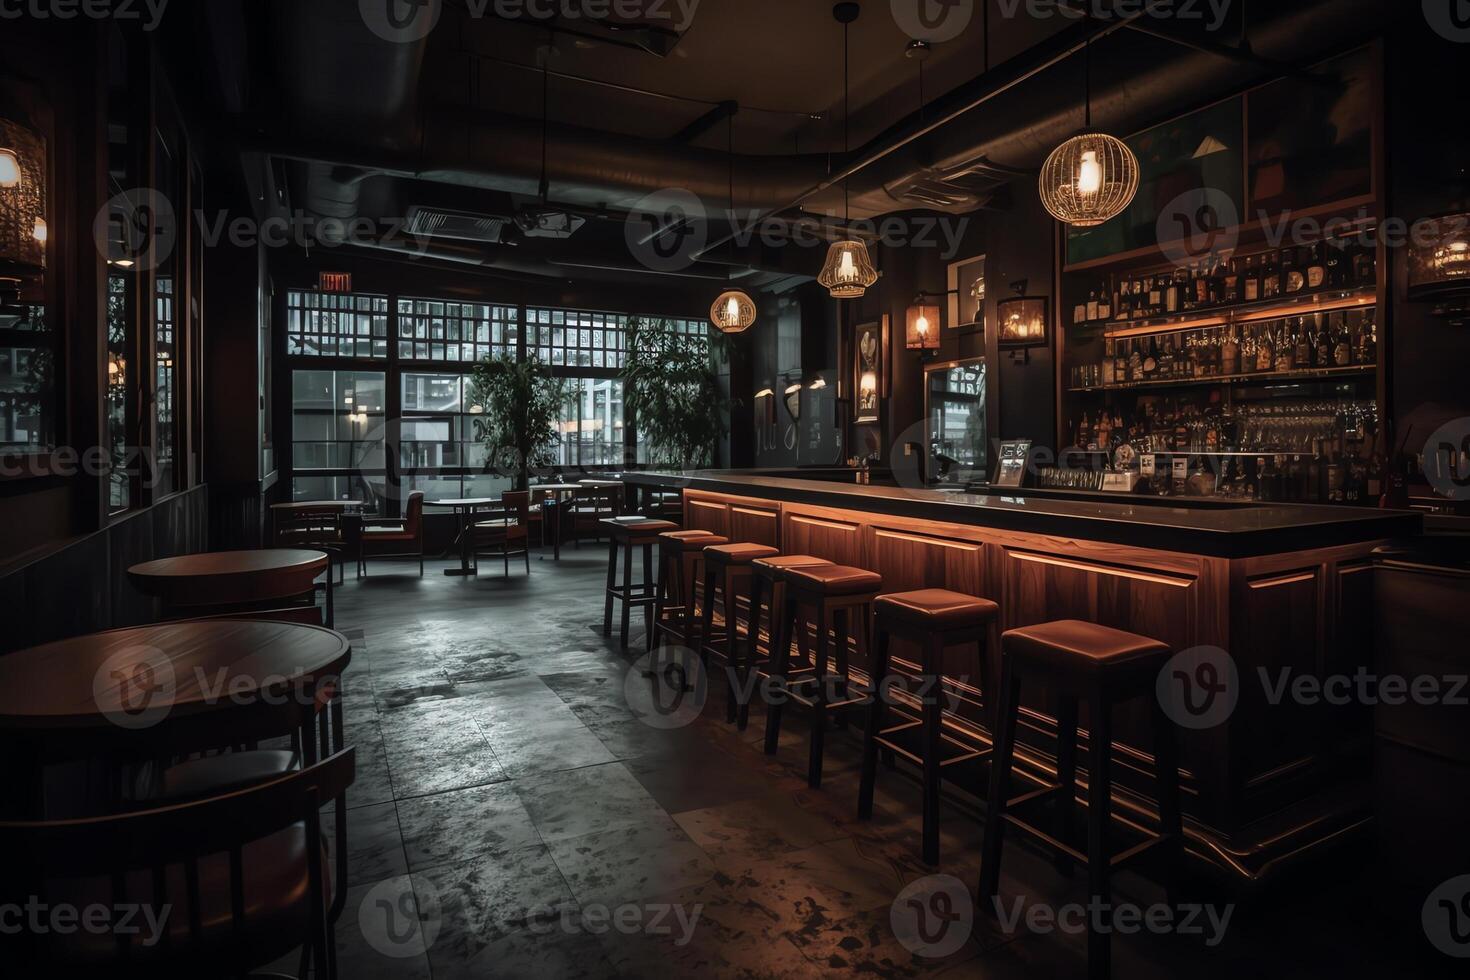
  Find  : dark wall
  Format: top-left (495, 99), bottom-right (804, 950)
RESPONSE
top-left (1384, 18), bottom-right (1470, 455)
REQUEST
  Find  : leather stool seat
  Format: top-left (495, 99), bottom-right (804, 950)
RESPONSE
top-left (705, 542), bottom-right (780, 564)
top-left (1006, 620), bottom-right (1169, 673)
top-left (659, 530), bottom-right (729, 551)
top-left (785, 564), bottom-right (883, 595)
top-left (602, 517), bottom-right (679, 537)
top-left (875, 589), bottom-right (1000, 630)
top-left (752, 554), bottom-right (832, 574)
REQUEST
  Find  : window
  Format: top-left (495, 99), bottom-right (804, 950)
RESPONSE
top-left (0, 295), bottom-right (53, 455)
top-left (526, 307), bottom-right (627, 369)
top-left (154, 271), bottom-right (176, 492)
top-left (291, 369), bottom-right (386, 510)
top-left (400, 371), bottom-right (508, 500)
top-left (286, 290), bottom-right (389, 358)
top-left (106, 274), bottom-right (132, 510)
top-left (397, 298), bottom-right (517, 363)
top-left (553, 377), bottom-right (625, 467)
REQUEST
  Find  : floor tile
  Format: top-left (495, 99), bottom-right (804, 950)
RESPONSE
top-left (396, 781), bottom-right (543, 872)
top-left (324, 799), bottom-right (408, 887)
top-left (547, 812), bottom-right (718, 908)
top-left (515, 761), bottom-right (665, 843)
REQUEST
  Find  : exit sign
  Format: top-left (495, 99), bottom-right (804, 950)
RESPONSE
top-left (318, 272), bottom-right (353, 293)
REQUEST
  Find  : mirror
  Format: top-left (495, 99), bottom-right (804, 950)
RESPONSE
top-left (924, 357), bottom-right (987, 485)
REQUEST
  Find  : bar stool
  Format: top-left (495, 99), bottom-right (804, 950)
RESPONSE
top-left (698, 542), bottom-right (780, 721)
top-left (602, 517), bottom-right (679, 652)
top-left (979, 620), bottom-right (1184, 980)
top-left (858, 589), bottom-right (1000, 866)
top-left (764, 564), bottom-right (882, 788)
top-left (737, 555), bottom-right (834, 731)
top-left (653, 530), bottom-right (728, 655)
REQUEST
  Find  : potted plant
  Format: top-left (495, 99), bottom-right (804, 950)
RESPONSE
top-left (466, 351), bottom-right (568, 490)
top-left (621, 317), bottom-right (727, 468)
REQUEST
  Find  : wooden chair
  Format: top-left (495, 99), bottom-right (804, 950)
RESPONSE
top-left (0, 749), bottom-right (356, 980)
top-left (470, 491), bottom-right (532, 577)
top-left (358, 490), bottom-right (425, 577)
top-left (273, 505), bottom-right (346, 586)
top-left (571, 484), bottom-right (619, 548)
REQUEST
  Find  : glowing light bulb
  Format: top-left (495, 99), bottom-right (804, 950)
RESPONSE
top-left (1076, 150), bottom-right (1102, 196)
top-left (839, 249), bottom-right (856, 280)
top-left (916, 314), bottom-right (930, 338)
top-left (725, 296), bottom-right (740, 323)
top-left (31, 217), bottom-right (46, 244)
top-left (0, 149), bottom-right (19, 188)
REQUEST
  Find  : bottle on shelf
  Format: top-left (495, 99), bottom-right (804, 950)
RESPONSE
top-left (1306, 242), bottom-right (1328, 291)
top-left (1243, 254), bottom-right (1261, 302)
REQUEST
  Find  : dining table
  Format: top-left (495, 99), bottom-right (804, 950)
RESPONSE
top-left (128, 549), bottom-right (330, 612)
top-left (0, 618), bottom-right (352, 817)
top-left (427, 498), bottom-right (499, 576)
top-left (534, 484), bottom-right (583, 560)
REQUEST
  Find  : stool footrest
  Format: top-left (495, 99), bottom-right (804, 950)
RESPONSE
top-left (874, 727), bottom-right (990, 769)
top-left (1001, 813), bottom-right (1088, 865)
top-left (781, 689), bottom-right (869, 712)
top-left (999, 789), bottom-right (1177, 871)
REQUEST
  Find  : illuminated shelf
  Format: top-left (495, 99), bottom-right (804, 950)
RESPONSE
top-left (1074, 287), bottom-right (1378, 340)
top-left (1068, 363), bottom-right (1376, 394)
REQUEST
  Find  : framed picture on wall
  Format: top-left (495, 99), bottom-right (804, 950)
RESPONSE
top-left (853, 316), bottom-right (887, 424)
top-left (996, 296), bottom-right (1049, 348)
top-left (946, 253), bottom-right (986, 332)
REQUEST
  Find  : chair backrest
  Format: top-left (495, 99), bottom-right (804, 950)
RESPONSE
top-left (0, 748), bottom-right (355, 969)
top-left (575, 484), bottom-right (617, 516)
top-left (403, 491), bottom-right (425, 536)
top-left (276, 505), bottom-right (342, 548)
top-left (500, 490), bottom-right (530, 524)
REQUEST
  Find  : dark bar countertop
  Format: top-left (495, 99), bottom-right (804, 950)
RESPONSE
top-left (625, 469), bottom-right (1423, 559)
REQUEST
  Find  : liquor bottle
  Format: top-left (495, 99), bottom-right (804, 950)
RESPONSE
top-left (1352, 237), bottom-right (1376, 285)
top-left (1165, 270), bottom-right (1181, 313)
top-left (1195, 259), bottom-right (1212, 308)
top-left (1101, 338), bottom-right (1115, 385)
top-left (1148, 277), bottom-right (1164, 317)
top-left (1087, 291), bottom-right (1100, 322)
top-left (1074, 295), bottom-right (1089, 325)
top-left (1326, 239), bottom-right (1345, 288)
top-left (1097, 287), bottom-right (1111, 321)
top-left (1356, 310), bottom-right (1377, 365)
top-left (1243, 254), bottom-right (1261, 302)
top-left (1274, 320), bottom-right (1295, 373)
top-left (1257, 324), bottom-right (1276, 373)
top-left (1159, 334), bottom-right (1176, 378)
top-left (1262, 249), bottom-right (1283, 298)
top-left (1333, 313), bottom-right (1353, 366)
top-left (1221, 325), bottom-right (1240, 375)
top-left (1114, 338), bottom-right (1128, 383)
top-left (1283, 247), bottom-right (1305, 294)
top-left (1223, 256), bottom-right (1242, 305)
top-left (1294, 317), bottom-right (1311, 369)
top-left (1129, 338), bottom-right (1144, 382)
top-left (1313, 314), bottom-right (1331, 369)
top-left (1143, 335), bottom-right (1160, 377)
top-left (1306, 242), bottom-right (1328, 291)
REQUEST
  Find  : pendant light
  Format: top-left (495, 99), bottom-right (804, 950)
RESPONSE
top-left (710, 111), bottom-right (757, 333)
top-left (818, 3), bottom-right (878, 300)
top-left (1038, 34), bottom-right (1139, 228)
top-left (0, 148), bottom-right (19, 188)
top-left (902, 44), bottom-right (941, 352)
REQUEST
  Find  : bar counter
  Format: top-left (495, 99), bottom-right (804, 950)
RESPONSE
top-left (626, 469), bottom-right (1424, 886)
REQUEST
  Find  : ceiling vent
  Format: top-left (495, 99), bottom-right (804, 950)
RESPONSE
top-left (404, 207), bottom-right (510, 244)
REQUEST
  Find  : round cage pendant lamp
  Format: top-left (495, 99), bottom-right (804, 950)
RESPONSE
top-left (710, 288), bottom-right (757, 333)
top-left (817, 3), bottom-right (878, 300)
top-left (1038, 36), bottom-right (1138, 228)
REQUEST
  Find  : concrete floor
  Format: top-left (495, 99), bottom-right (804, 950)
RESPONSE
top-left (306, 548), bottom-right (1441, 979)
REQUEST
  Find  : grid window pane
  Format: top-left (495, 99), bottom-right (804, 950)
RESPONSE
top-left (290, 369), bottom-right (386, 509)
top-left (552, 377), bottom-right (625, 467)
top-left (527, 307), bottom-right (628, 369)
top-left (286, 290), bottom-right (390, 358)
top-left (398, 299), bottom-right (517, 362)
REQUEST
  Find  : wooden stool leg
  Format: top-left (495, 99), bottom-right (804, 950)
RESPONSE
top-left (1086, 693), bottom-right (1114, 980)
top-left (1054, 695), bottom-right (1080, 876)
top-left (602, 538), bottom-right (618, 636)
top-left (1151, 695), bottom-right (1185, 906)
top-left (619, 542), bottom-right (634, 651)
top-left (858, 621), bottom-right (892, 819)
top-left (723, 566), bottom-right (740, 723)
top-left (698, 563), bottom-right (719, 669)
top-left (832, 606), bottom-right (849, 731)
top-left (738, 573), bottom-right (765, 732)
top-left (642, 543), bottom-right (655, 652)
top-left (979, 656), bottom-right (1021, 913)
top-left (763, 592), bottom-right (796, 755)
top-left (921, 633), bottom-right (945, 866)
top-left (808, 602), bottom-right (832, 788)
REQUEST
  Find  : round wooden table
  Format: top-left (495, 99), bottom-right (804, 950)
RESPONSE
top-left (128, 549), bottom-right (329, 609)
top-left (0, 619), bottom-right (352, 813)
top-left (427, 498), bottom-right (499, 576)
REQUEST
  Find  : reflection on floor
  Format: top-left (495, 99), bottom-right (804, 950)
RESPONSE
top-left (296, 551), bottom-right (1436, 980)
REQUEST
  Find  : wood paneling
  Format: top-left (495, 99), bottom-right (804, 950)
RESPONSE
top-left (685, 496), bottom-right (730, 537)
top-left (870, 528), bottom-right (985, 596)
top-left (729, 505), bottom-right (780, 548)
top-left (784, 513), bottom-right (863, 566)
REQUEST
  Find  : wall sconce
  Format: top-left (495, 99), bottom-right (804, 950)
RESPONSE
top-left (784, 382), bottom-right (803, 421)
top-left (754, 386), bottom-right (776, 425)
top-left (996, 294), bottom-right (1050, 364)
top-left (1409, 212), bottom-right (1470, 321)
top-left (0, 117), bottom-right (46, 269)
top-left (905, 300), bottom-right (941, 353)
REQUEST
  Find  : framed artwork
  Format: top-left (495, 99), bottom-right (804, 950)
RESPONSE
top-left (996, 296), bottom-right (1049, 348)
top-left (946, 253), bottom-right (986, 332)
top-left (852, 316), bottom-right (887, 424)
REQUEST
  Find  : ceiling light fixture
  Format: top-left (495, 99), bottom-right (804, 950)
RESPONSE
top-left (818, 3), bottom-right (879, 300)
top-left (1038, 34), bottom-right (1139, 228)
top-left (0, 148), bottom-right (19, 188)
top-left (710, 112), bottom-right (757, 333)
